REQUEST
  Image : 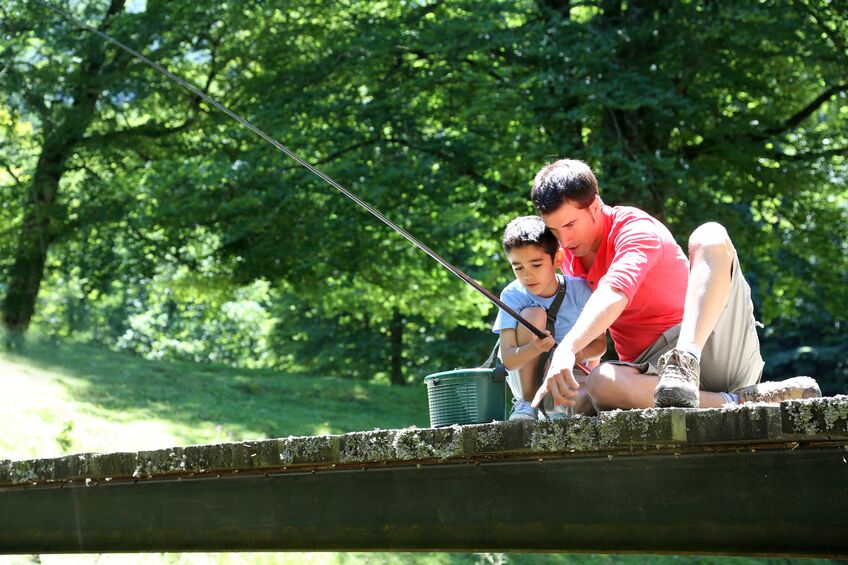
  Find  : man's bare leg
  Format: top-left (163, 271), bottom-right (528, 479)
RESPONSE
top-left (571, 371), bottom-right (596, 415)
top-left (655, 223), bottom-right (736, 408)
top-left (678, 222), bottom-right (735, 351)
top-left (591, 363), bottom-right (727, 410)
top-left (670, 223), bottom-right (823, 405)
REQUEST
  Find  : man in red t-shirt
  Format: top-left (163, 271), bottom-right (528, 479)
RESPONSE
top-left (528, 159), bottom-right (820, 410)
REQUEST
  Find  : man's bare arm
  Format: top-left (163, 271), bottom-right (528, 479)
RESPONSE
top-left (532, 284), bottom-right (628, 408)
top-left (577, 331), bottom-right (607, 364)
top-left (561, 284), bottom-right (628, 356)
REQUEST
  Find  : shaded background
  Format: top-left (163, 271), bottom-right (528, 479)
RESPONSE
top-left (1, 0), bottom-right (846, 392)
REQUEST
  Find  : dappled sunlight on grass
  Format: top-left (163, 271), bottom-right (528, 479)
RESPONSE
top-left (0, 336), bottom-right (429, 460)
top-left (311, 422), bottom-right (335, 436)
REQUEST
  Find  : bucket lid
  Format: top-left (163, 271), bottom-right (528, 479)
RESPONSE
top-left (423, 367), bottom-right (494, 382)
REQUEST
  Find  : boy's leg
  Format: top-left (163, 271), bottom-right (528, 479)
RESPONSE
top-left (514, 307), bottom-right (547, 402)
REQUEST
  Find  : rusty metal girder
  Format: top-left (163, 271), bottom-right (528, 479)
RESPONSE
top-left (1, 445), bottom-right (846, 556)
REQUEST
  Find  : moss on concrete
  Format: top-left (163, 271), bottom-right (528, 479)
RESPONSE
top-left (393, 426), bottom-right (463, 460)
top-left (3, 397), bottom-right (846, 488)
top-left (531, 416), bottom-right (598, 452)
top-left (339, 429), bottom-right (396, 463)
top-left (782, 395), bottom-right (848, 436)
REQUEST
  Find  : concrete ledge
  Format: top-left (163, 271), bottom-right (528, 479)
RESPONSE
top-left (2, 396), bottom-right (846, 487)
top-left (781, 395), bottom-right (848, 437)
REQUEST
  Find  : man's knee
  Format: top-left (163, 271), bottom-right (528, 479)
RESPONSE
top-left (586, 363), bottom-right (618, 405)
top-left (689, 222), bottom-right (735, 263)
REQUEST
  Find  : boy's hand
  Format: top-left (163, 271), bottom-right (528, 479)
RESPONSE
top-left (530, 331), bottom-right (556, 354)
top-left (531, 346), bottom-right (580, 408)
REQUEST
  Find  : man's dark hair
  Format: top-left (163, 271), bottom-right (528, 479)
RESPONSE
top-left (531, 158), bottom-right (599, 213)
top-left (502, 215), bottom-right (559, 260)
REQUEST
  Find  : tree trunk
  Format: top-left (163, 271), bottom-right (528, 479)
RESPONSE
top-left (1, 152), bottom-right (65, 335)
top-left (389, 308), bottom-right (405, 386)
top-left (1, 0), bottom-right (125, 339)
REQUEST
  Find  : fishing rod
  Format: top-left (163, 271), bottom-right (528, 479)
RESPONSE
top-left (33, 0), bottom-right (549, 342)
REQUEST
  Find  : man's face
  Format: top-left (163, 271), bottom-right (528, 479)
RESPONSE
top-left (541, 197), bottom-right (603, 258)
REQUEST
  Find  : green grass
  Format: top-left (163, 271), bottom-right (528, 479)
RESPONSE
top-left (0, 336), bottom-right (429, 460)
top-left (0, 336), bottom-right (839, 565)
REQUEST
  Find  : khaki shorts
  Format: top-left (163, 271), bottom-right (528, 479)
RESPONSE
top-left (607, 256), bottom-right (764, 393)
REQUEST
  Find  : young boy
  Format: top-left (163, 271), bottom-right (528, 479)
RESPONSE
top-left (493, 215), bottom-right (606, 420)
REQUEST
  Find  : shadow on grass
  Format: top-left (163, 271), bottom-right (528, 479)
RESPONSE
top-left (5, 336), bottom-right (430, 442)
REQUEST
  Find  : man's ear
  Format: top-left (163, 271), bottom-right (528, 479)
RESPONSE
top-left (591, 195), bottom-right (601, 216)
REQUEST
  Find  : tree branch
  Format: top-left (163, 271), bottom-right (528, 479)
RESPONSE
top-left (386, 135), bottom-right (515, 194)
top-left (0, 158), bottom-right (22, 186)
top-left (771, 145), bottom-right (848, 161)
top-left (683, 81), bottom-right (848, 161)
top-left (765, 81), bottom-right (848, 135)
top-left (79, 119), bottom-right (195, 147)
top-left (278, 139), bottom-right (382, 171)
top-left (65, 162), bottom-right (105, 182)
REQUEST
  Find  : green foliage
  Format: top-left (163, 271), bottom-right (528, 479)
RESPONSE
top-left (55, 420), bottom-right (74, 452)
top-left (33, 261), bottom-right (282, 368)
top-left (2, 1), bottom-right (847, 388)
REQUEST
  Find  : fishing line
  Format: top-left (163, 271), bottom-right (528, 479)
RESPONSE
top-left (33, 0), bottom-right (548, 341)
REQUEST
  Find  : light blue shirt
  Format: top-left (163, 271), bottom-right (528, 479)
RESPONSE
top-left (492, 275), bottom-right (592, 342)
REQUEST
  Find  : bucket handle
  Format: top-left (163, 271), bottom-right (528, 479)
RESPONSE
top-left (481, 339), bottom-right (507, 384)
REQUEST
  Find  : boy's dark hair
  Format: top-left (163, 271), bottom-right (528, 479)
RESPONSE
top-left (502, 216), bottom-right (559, 260)
top-left (531, 158), bottom-right (599, 214)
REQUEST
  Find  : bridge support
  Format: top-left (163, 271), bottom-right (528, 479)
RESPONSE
top-left (2, 397), bottom-right (847, 556)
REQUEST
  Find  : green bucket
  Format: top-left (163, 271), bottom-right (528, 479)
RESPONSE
top-left (424, 367), bottom-right (506, 427)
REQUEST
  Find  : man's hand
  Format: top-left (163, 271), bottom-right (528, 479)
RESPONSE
top-left (531, 345), bottom-right (580, 408)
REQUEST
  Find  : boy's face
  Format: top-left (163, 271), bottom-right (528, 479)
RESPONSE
top-left (541, 196), bottom-right (603, 258)
top-left (507, 245), bottom-right (563, 298)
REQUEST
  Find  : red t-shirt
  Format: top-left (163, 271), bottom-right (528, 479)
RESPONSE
top-left (560, 205), bottom-right (689, 362)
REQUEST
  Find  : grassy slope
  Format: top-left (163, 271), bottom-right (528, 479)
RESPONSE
top-left (0, 338), bottom-right (837, 565)
top-left (0, 337), bottom-right (428, 461)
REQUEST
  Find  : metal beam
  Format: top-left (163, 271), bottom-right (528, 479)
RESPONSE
top-left (2, 445), bottom-right (846, 556)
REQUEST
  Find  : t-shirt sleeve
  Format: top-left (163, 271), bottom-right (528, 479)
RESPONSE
top-left (492, 284), bottom-right (531, 334)
top-left (569, 277), bottom-right (593, 309)
top-left (598, 217), bottom-right (664, 303)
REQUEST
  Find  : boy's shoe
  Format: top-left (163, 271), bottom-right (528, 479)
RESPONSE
top-left (654, 349), bottom-right (701, 408)
top-left (735, 376), bottom-right (821, 404)
top-left (538, 402), bottom-right (572, 420)
top-left (508, 398), bottom-right (538, 421)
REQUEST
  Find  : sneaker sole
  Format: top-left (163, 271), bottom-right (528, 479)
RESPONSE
top-left (654, 386), bottom-right (699, 408)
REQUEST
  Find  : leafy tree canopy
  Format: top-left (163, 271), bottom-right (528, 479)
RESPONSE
top-left (2, 0), bottom-right (846, 388)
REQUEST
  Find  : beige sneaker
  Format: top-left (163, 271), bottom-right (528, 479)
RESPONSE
top-left (654, 349), bottom-right (701, 408)
top-left (734, 376), bottom-right (821, 404)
